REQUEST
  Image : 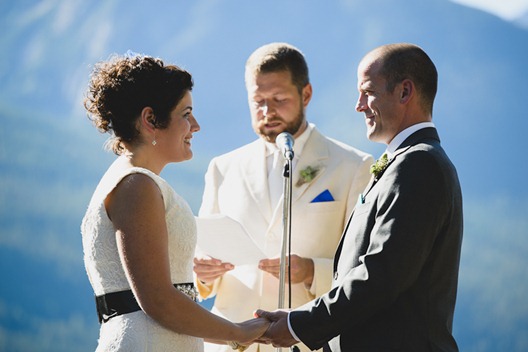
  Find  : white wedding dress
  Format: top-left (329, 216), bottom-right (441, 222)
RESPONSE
top-left (81, 156), bottom-right (204, 351)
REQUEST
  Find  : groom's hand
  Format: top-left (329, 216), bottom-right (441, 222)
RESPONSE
top-left (193, 255), bottom-right (234, 283)
top-left (254, 309), bottom-right (298, 348)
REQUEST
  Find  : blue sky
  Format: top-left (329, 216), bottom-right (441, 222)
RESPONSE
top-left (1, 1), bottom-right (528, 350)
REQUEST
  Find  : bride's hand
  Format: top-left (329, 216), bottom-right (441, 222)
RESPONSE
top-left (231, 317), bottom-right (270, 350)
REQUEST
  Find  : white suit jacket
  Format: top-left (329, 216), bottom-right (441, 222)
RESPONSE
top-left (198, 125), bottom-right (372, 352)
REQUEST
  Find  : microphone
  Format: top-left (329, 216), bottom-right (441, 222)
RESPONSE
top-left (276, 132), bottom-right (295, 160)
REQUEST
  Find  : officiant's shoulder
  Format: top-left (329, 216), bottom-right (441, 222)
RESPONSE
top-left (326, 136), bottom-right (374, 166)
top-left (206, 139), bottom-right (264, 169)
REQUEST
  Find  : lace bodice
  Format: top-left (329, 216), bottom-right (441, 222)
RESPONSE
top-left (81, 157), bottom-right (197, 295)
top-left (81, 157), bottom-right (203, 351)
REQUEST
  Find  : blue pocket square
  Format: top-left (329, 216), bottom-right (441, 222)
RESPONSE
top-left (311, 189), bottom-right (334, 203)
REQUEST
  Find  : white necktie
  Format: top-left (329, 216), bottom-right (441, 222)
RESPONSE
top-left (268, 149), bottom-right (284, 208)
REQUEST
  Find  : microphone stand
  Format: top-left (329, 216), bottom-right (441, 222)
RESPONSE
top-left (277, 158), bottom-right (300, 352)
top-left (278, 159), bottom-right (292, 312)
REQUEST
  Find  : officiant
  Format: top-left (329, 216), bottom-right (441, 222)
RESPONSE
top-left (193, 42), bottom-right (373, 352)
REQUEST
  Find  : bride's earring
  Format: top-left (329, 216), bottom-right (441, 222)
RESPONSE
top-left (149, 116), bottom-right (157, 146)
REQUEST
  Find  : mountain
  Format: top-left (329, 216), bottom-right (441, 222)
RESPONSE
top-left (516, 9), bottom-right (528, 29)
top-left (1, 0), bottom-right (527, 351)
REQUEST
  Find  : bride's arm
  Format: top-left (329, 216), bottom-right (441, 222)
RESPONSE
top-left (106, 173), bottom-right (268, 344)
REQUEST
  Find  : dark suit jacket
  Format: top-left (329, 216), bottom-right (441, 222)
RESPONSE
top-left (290, 128), bottom-right (463, 351)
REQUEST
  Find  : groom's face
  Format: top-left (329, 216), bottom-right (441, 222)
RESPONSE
top-left (356, 59), bottom-right (403, 145)
top-left (247, 70), bottom-right (311, 144)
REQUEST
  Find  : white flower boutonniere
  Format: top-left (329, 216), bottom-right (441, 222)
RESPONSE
top-left (296, 165), bottom-right (320, 187)
top-left (370, 153), bottom-right (389, 180)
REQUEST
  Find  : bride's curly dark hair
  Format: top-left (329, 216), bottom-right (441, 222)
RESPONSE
top-left (84, 53), bottom-right (193, 155)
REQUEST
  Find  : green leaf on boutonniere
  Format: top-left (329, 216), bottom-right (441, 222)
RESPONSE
top-left (370, 153), bottom-right (389, 179)
top-left (296, 165), bottom-right (320, 187)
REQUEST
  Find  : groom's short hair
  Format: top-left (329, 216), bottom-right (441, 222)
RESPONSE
top-left (372, 43), bottom-right (438, 114)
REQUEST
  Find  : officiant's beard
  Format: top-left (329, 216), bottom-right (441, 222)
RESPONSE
top-left (257, 107), bottom-right (306, 144)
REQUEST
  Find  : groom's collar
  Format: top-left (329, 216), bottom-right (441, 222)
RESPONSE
top-left (385, 122), bottom-right (435, 158)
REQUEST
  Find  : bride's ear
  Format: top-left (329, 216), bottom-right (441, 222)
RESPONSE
top-left (139, 107), bottom-right (156, 132)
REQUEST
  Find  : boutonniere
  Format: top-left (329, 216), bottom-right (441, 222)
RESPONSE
top-left (296, 165), bottom-right (320, 187)
top-left (370, 153), bottom-right (389, 180)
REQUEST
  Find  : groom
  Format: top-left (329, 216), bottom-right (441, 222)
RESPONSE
top-left (256, 43), bottom-right (464, 351)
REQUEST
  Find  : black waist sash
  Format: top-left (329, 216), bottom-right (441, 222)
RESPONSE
top-left (95, 283), bottom-right (197, 324)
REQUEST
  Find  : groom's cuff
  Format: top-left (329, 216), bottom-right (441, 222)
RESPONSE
top-left (287, 312), bottom-right (301, 342)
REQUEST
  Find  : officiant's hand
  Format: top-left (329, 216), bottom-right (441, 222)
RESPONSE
top-left (258, 254), bottom-right (314, 286)
top-left (193, 255), bottom-right (234, 284)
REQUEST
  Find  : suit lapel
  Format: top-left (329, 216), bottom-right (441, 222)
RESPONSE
top-left (267, 128), bottom-right (330, 231)
top-left (333, 127), bottom-right (441, 268)
top-left (242, 140), bottom-right (274, 222)
top-left (291, 128), bottom-right (329, 203)
top-left (360, 127), bottom-right (439, 198)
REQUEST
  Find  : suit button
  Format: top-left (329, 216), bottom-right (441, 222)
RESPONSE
top-left (334, 272), bottom-right (338, 280)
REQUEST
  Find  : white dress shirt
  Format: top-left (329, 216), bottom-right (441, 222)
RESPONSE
top-left (265, 124), bottom-right (314, 207)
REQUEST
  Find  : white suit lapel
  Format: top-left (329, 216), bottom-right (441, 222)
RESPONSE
top-left (242, 140), bottom-right (274, 223)
top-left (292, 128), bottom-right (329, 203)
top-left (267, 128), bottom-right (330, 232)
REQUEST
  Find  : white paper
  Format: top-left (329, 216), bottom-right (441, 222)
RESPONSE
top-left (195, 215), bottom-right (267, 266)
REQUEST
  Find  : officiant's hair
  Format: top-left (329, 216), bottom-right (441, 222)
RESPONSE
top-left (84, 53), bottom-right (194, 155)
top-left (245, 42), bottom-right (310, 94)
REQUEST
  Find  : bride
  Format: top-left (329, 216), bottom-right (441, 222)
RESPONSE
top-left (81, 53), bottom-right (268, 351)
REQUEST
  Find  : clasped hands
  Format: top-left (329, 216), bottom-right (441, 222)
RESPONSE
top-left (194, 254), bottom-right (311, 348)
top-left (253, 309), bottom-right (298, 348)
top-left (231, 309), bottom-right (297, 350)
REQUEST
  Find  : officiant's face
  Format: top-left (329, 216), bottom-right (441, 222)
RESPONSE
top-left (247, 70), bottom-right (312, 143)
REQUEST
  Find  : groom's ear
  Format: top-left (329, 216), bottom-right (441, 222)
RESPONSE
top-left (399, 79), bottom-right (414, 104)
